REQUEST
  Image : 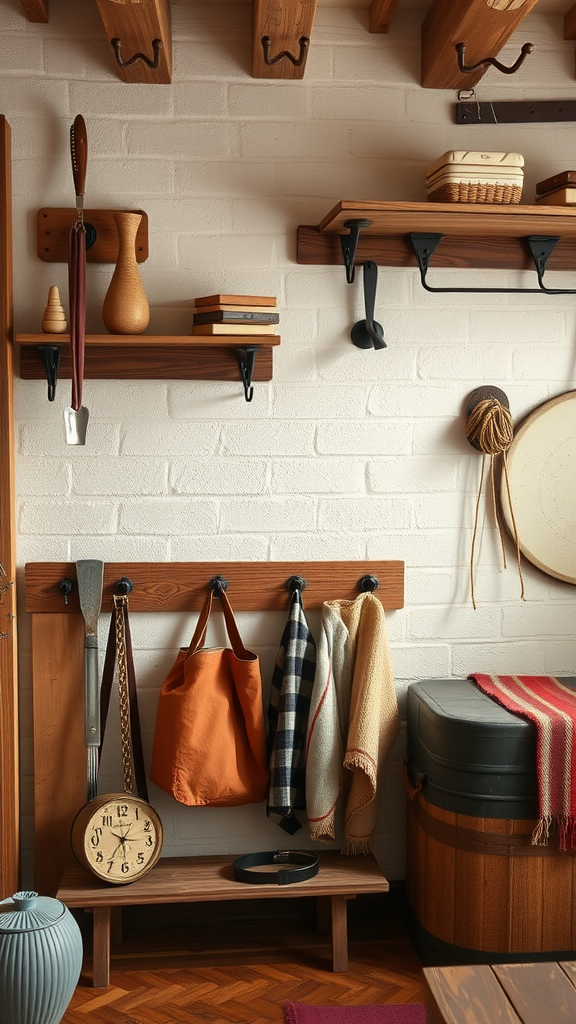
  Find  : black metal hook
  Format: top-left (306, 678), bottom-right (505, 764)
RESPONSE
top-left (455, 41), bottom-right (534, 76)
top-left (358, 574), bottom-right (379, 593)
top-left (58, 578), bottom-right (74, 605)
top-left (38, 345), bottom-right (61, 402)
top-left (238, 346), bottom-right (259, 402)
top-left (111, 37), bottom-right (162, 70)
top-left (261, 35), bottom-right (309, 67)
top-left (287, 575), bottom-right (306, 594)
top-left (340, 218), bottom-right (372, 284)
top-left (115, 577), bottom-right (133, 595)
top-left (209, 575), bottom-right (228, 598)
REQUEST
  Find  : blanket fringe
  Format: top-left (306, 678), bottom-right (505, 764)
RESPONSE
top-left (532, 814), bottom-right (576, 851)
top-left (343, 838), bottom-right (373, 856)
top-left (531, 815), bottom-right (552, 846)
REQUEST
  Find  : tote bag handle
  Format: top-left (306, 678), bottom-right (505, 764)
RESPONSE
top-left (187, 589), bottom-right (252, 660)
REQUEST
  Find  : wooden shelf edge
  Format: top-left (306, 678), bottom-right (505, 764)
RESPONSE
top-left (16, 334), bottom-right (281, 347)
top-left (313, 200), bottom-right (576, 236)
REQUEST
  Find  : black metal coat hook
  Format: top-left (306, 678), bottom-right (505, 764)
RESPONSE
top-left (358, 574), bottom-right (379, 593)
top-left (261, 36), bottom-right (309, 67)
top-left (287, 575), bottom-right (306, 594)
top-left (58, 578), bottom-right (74, 605)
top-left (455, 41), bottom-right (534, 76)
top-left (238, 346), bottom-right (259, 402)
top-left (111, 37), bottom-right (162, 70)
top-left (209, 576), bottom-right (228, 598)
top-left (351, 260), bottom-right (386, 350)
top-left (38, 345), bottom-right (61, 402)
top-left (340, 218), bottom-right (372, 284)
top-left (115, 577), bottom-right (133, 595)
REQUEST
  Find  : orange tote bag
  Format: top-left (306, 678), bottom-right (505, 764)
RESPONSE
top-left (150, 589), bottom-right (269, 806)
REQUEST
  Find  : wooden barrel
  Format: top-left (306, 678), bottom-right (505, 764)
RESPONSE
top-left (406, 789), bottom-right (576, 960)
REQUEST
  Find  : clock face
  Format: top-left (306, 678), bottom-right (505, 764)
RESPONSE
top-left (75, 796), bottom-right (163, 884)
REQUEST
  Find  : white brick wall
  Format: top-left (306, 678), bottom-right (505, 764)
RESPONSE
top-left (6, 0), bottom-right (576, 884)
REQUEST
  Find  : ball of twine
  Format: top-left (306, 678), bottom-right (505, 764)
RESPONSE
top-left (466, 396), bottom-right (524, 609)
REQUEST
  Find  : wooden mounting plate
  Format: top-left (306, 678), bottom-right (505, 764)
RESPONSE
top-left (38, 208), bottom-right (149, 263)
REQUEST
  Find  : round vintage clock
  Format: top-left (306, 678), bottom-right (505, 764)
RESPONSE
top-left (71, 793), bottom-right (163, 884)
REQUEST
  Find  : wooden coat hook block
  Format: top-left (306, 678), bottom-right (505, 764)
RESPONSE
top-left (37, 208), bottom-right (149, 263)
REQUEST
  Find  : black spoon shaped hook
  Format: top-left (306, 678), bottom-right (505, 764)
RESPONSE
top-left (351, 261), bottom-right (386, 350)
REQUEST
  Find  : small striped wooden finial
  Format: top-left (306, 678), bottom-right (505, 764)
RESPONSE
top-left (41, 285), bottom-right (67, 334)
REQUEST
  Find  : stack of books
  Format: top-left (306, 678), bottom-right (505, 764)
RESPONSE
top-left (191, 294), bottom-right (278, 336)
top-left (534, 171), bottom-right (576, 206)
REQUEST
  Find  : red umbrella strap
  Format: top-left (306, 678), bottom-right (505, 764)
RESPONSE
top-left (68, 223), bottom-right (86, 412)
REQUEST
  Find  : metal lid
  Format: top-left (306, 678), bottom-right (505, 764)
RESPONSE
top-left (0, 891), bottom-right (67, 933)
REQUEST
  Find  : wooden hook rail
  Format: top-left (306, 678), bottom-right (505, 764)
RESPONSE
top-left (25, 559), bottom-right (405, 614)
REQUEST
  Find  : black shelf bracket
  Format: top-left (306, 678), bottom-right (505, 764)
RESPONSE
top-left (38, 344), bottom-right (61, 401)
top-left (409, 233), bottom-right (576, 295)
top-left (238, 346), bottom-right (260, 402)
top-left (340, 218), bottom-right (372, 283)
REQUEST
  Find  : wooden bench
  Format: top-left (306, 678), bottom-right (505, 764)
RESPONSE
top-left (56, 851), bottom-right (389, 988)
top-left (424, 961), bottom-right (576, 1024)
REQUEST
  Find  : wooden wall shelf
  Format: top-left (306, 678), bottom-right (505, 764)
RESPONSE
top-left (297, 200), bottom-right (576, 273)
top-left (17, 334), bottom-right (279, 383)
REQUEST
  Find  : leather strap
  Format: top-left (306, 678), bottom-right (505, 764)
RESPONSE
top-left (233, 850), bottom-right (319, 885)
top-left (187, 588), bottom-right (252, 660)
top-left (99, 594), bottom-right (149, 801)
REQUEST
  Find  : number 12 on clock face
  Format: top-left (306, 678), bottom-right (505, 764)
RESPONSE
top-left (71, 794), bottom-right (163, 884)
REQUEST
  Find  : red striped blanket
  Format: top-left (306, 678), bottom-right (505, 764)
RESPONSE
top-left (470, 674), bottom-right (576, 851)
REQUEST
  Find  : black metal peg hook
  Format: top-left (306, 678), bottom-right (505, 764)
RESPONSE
top-left (238, 346), bottom-right (259, 402)
top-left (287, 575), bottom-right (306, 593)
top-left (115, 577), bottom-right (133, 595)
top-left (455, 41), bottom-right (534, 76)
top-left (58, 578), bottom-right (74, 605)
top-left (358, 574), bottom-right (379, 593)
top-left (209, 576), bottom-right (228, 598)
top-left (38, 345), bottom-right (61, 402)
top-left (111, 37), bottom-right (162, 70)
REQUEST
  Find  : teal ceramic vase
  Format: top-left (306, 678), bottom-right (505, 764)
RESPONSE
top-left (0, 890), bottom-right (83, 1024)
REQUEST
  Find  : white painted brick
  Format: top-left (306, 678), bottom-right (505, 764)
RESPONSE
top-left (72, 459), bottom-right (167, 496)
top-left (84, 158), bottom-right (175, 203)
top-left (317, 420), bottom-right (412, 455)
top-left (17, 537), bottom-right (70, 563)
top-left (174, 39), bottom-right (248, 80)
top-left (19, 500), bottom-right (116, 535)
top-left (83, 383), bottom-right (169, 421)
top-left (17, 461), bottom-right (71, 496)
top-left (127, 121), bottom-right (239, 160)
top-left (0, 36), bottom-right (42, 73)
top-left (280, 159), bottom-right (404, 201)
top-left (69, 536), bottom-right (169, 562)
top-left (173, 82), bottom-right (229, 118)
top-left (43, 38), bottom-right (100, 78)
top-left (368, 456), bottom-right (458, 493)
top-left (312, 85), bottom-right (405, 123)
top-left (333, 42), bottom-right (420, 87)
top-left (176, 159), bottom-right (277, 197)
top-left (221, 421), bottom-right (316, 457)
top-left (121, 423), bottom-right (219, 457)
top-left (219, 497), bottom-right (316, 533)
top-left (392, 644), bottom-right (451, 680)
top-left (229, 84), bottom-right (309, 120)
top-left (270, 532), bottom-right (365, 560)
top-left (170, 534), bottom-right (271, 562)
top-left (410, 605), bottom-right (502, 641)
top-left (317, 344), bottom-right (416, 382)
top-left (451, 642), bottom-right (546, 677)
top-left (119, 499), bottom-right (217, 536)
top-left (273, 345), bottom-right (318, 382)
top-left (367, 529), bottom-right (474, 568)
top-left (241, 121), bottom-right (348, 160)
top-left (503, 604), bottom-right (576, 637)
top-left (414, 493), bottom-right (469, 530)
top-left (168, 382), bottom-right (271, 418)
top-left (545, 644), bottom-right (576, 675)
top-left (418, 346), bottom-right (513, 381)
top-left (271, 458), bottom-right (364, 495)
top-left (319, 496), bottom-right (411, 533)
top-left (170, 459), bottom-right (268, 495)
top-left (470, 309), bottom-right (566, 346)
top-left (20, 423), bottom-right (120, 457)
top-left (69, 82), bottom-right (173, 118)
top-left (512, 346), bottom-right (576, 381)
top-left (178, 232), bottom-right (275, 271)
top-left (272, 383), bottom-right (366, 419)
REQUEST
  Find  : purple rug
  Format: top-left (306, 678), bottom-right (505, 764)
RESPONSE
top-left (283, 1002), bottom-right (428, 1024)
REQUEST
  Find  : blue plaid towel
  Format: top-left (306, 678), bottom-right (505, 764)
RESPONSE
top-left (267, 589), bottom-right (317, 834)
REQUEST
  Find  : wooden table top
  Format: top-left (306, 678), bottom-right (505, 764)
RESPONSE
top-left (424, 961), bottom-right (576, 1024)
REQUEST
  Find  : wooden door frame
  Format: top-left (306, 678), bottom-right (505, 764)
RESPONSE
top-left (0, 115), bottom-right (19, 898)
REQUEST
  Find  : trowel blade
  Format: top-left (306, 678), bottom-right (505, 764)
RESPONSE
top-left (64, 405), bottom-right (89, 446)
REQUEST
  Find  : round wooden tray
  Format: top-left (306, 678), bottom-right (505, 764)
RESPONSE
top-left (501, 390), bottom-right (576, 584)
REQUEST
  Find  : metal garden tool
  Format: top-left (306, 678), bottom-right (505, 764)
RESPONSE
top-left (65, 114), bottom-right (89, 445)
top-left (76, 559), bottom-right (104, 802)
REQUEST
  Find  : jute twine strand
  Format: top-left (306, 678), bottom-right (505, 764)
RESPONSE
top-left (466, 397), bottom-right (525, 609)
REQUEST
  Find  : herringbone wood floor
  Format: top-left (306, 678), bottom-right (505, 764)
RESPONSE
top-left (62, 890), bottom-right (427, 1023)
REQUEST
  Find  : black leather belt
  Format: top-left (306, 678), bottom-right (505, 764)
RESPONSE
top-left (232, 850), bottom-right (319, 886)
